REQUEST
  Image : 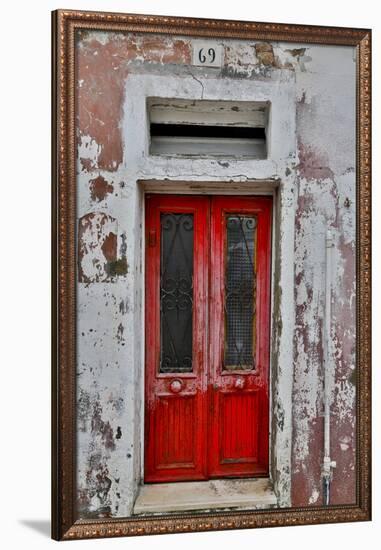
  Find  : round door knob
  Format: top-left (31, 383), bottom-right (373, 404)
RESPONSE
top-left (234, 377), bottom-right (245, 389)
top-left (169, 379), bottom-right (183, 393)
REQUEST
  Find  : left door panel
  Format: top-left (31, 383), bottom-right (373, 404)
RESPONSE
top-left (145, 195), bottom-right (209, 482)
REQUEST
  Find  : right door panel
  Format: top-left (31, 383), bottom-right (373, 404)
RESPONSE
top-left (208, 196), bottom-right (272, 478)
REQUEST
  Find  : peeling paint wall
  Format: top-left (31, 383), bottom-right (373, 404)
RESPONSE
top-left (292, 46), bottom-right (356, 506)
top-left (75, 30), bottom-right (356, 517)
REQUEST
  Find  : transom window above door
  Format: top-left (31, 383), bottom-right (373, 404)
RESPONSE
top-left (147, 98), bottom-right (269, 158)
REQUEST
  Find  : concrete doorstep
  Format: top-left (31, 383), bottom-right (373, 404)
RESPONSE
top-left (133, 478), bottom-right (278, 515)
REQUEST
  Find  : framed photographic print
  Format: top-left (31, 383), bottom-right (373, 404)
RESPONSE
top-left (51, 8), bottom-right (371, 540)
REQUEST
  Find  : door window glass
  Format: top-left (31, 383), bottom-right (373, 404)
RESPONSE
top-left (160, 213), bottom-right (194, 373)
top-left (224, 215), bottom-right (257, 370)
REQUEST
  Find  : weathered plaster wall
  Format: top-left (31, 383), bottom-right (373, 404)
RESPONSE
top-left (292, 46), bottom-right (356, 506)
top-left (75, 30), bottom-right (356, 518)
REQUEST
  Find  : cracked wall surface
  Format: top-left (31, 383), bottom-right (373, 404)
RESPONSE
top-left (75, 30), bottom-right (356, 517)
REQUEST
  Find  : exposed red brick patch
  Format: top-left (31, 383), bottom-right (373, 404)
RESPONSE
top-left (124, 34), bottom-right (191, 64)
top-left (77, 37), bottom-right (128, 172)
top-left (77, 33), bottom-right (191, 172)
top-left (101, 232), bottom-right (117, 262)
top-left (89, 175), bottom-right (114, 202)
top-left (78, 212), bottom-right (118, 283)
top-left (80, 157), bottom-right (96, 172)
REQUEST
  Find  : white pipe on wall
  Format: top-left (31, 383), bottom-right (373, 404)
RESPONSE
top-left (322, 229), bottom-right (336, 505)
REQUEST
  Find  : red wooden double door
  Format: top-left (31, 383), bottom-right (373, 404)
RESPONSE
top-left (145, 194), bottom-right (272, 483)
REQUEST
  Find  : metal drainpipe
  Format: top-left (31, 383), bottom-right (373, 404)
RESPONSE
top-left (322, 230), bottom-right (336, 505)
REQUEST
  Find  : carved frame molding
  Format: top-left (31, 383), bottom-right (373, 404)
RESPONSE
top-left (51, 9), bottom-right (371, 541)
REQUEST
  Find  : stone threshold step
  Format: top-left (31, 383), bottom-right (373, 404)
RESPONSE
top-left (133, 477), bottom-right (278, 515)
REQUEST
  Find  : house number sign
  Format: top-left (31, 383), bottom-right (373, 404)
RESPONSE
top-left (192, 40), bottom-right (223, 67)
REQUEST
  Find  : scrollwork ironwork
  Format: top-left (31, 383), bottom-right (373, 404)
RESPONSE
top-left (225, 215), bottom-right (257, 370)
top-left (160, 213), bottom-right (194, 373)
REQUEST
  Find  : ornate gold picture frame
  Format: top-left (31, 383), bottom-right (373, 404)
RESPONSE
top-left (52, 9), bottom-right (371, 541)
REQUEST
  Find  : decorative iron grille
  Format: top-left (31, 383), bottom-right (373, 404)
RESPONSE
top-left (224, 215), bottom-right (257, 370)
top-left (160, 213), bottom-right (194, 373)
